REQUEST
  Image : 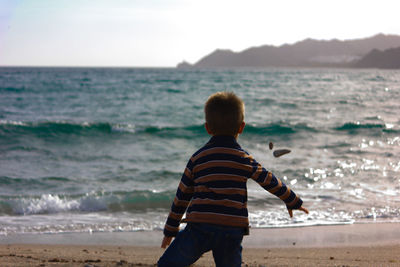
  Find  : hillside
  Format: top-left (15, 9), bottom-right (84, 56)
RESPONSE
top-left (354, 47), bottom-right (400, 69)
top-left (178, 34), bottom-right (400, 68)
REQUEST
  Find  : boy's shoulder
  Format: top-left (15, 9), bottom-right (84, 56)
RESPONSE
top-left (190, 136), bottom-right (251, 162)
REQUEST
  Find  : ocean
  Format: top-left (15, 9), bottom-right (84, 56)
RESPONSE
top-left (0, 67), bottom-right (399, 236)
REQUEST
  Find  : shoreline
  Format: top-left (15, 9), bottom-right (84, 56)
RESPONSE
top-left (1, 222), bottom-right (399, 247)
top-left (0, 223), bottom-right (399, 266)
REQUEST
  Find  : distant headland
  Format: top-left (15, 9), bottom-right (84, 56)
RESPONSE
top-left (177, 34), bottom-right (400, 69)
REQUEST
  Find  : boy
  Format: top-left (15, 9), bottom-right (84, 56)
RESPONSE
top-left (158, 92), bottom-right (308, 267)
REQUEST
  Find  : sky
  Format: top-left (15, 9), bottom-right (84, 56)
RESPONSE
top-left (0, 0), bottom-right (399, 67)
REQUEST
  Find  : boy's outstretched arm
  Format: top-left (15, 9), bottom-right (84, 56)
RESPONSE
top-left (250, 159), bottom-right (306, 212)
top-left (161, 159), bottom-right (195, 248)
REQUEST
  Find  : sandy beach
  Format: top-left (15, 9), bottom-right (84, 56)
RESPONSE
top-left (1, 223), bottom-right (400, 266)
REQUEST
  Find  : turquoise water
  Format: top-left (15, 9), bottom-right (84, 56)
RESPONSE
top-left (0, 67), bottom-right (399, 235)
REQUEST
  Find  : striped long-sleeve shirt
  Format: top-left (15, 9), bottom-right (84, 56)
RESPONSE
top-left (163, 135), bottom-right (303, 237)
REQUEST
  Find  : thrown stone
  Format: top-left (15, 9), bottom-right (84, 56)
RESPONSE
top-left (273, 149), bottom-right (291, 157)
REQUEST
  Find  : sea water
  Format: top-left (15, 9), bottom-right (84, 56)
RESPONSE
top-left (0, 67), bottom-right (399, 235)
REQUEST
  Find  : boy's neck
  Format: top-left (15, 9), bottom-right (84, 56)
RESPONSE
top-left (212, 134), bottom-right (239, 140)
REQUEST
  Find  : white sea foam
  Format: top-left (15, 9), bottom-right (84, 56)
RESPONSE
top-left (12, 194), bottom-right (108, 215)
top-left (0, 120), bottom-right (27, 126)
top-left (112, 123), bottom-right (136, 133)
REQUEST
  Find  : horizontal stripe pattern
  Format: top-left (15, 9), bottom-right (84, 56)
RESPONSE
top-left (190, 198), bottom-right (246, 209)
top-left (163, 135), bottom-right (303, 237)
top-left (184, 212), bottom-right (249, 227)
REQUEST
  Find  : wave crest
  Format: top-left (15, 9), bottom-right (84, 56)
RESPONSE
top-left (335, 122), bottom-right (399, 134)
top-left (245, 122), bottom-right (317, 135)
top-left (0, 120), bottom-right (138, 138)
top-left (0, 190), bottom-right (174, 215)
top-left (0, 120), bottom-right (322, 140)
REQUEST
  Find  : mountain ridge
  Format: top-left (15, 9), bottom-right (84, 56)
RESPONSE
top-left (354, 47), bottom-right (400, 69)
top-left (177, 34), bottom-right (400, 69)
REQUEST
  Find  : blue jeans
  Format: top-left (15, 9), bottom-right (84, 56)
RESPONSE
top-left (158, 223), bottom-right (244, 267)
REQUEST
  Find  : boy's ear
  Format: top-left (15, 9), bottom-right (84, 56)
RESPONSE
top-left (238, 121), bottom-right (245, 134)
top-left (205, 122), bottom-right (213, 135)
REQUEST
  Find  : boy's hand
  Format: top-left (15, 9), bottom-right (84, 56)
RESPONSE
top-left (161, 236), bottom-right (173, 249)
top-left (287, 206), bottom-right (309, 218)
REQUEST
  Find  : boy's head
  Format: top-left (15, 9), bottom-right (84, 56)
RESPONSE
top-left (204, 92), bottom-right (245, 137)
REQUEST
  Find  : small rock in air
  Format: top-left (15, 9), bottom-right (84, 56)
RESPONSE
top-left (273, 149), bottom-right (291, 158)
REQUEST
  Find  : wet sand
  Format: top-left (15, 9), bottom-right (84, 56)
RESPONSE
top-left (1, 223), bottom-right (399, 266)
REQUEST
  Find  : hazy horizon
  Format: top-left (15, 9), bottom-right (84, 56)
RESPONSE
top-left (1, 0), bottom-right (400, 67)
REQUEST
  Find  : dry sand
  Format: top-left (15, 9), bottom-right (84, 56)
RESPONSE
top-left (1, 244), bottom-right (399, 267)
top-left (1, 223), bottom-right (399, 266)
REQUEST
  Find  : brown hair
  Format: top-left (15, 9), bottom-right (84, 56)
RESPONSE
top-left (204, 92), bottom-right (245, 136)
